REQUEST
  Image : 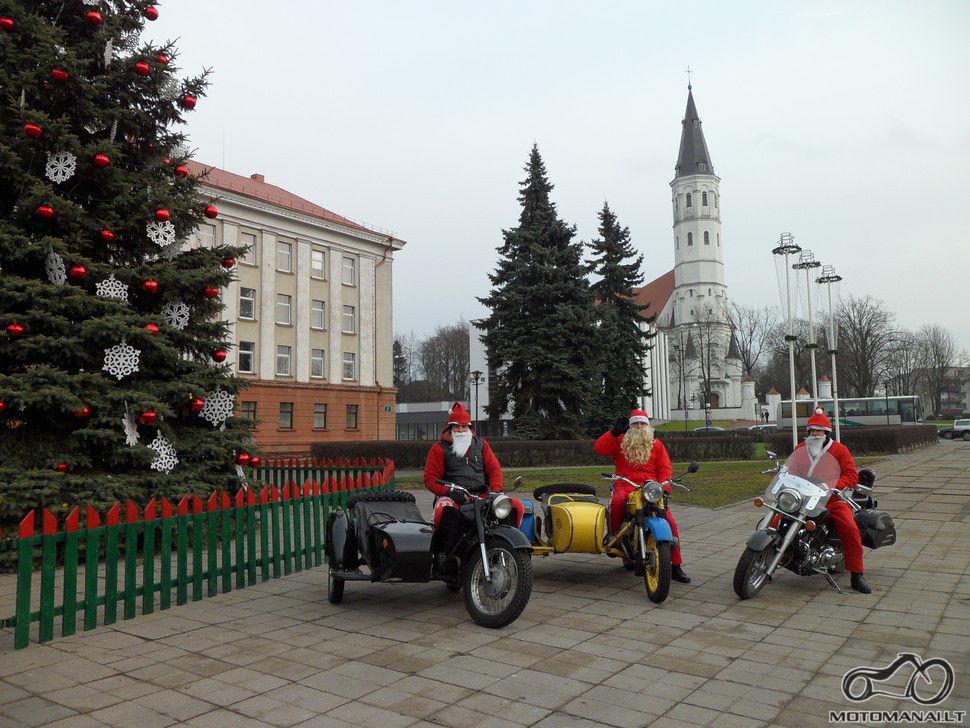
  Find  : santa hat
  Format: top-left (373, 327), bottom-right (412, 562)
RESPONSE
top-left (806, 407), bottom-right (832, 432)
top-left (629, 409), bottom-right (650, 426)
top-left (447, 401), bottom-right (472, 426)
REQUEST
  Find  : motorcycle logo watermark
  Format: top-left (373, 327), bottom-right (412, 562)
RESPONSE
top-left (829, 653), bottom-right (965, 725)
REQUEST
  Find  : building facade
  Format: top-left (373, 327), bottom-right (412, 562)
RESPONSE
top-left (188, 162), bottom-right (405, 454)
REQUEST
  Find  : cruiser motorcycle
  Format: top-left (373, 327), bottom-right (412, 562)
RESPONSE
top-left (326, 485), bottom-right (533, 628)
top-left (733, 451), bottom-right (896, 599)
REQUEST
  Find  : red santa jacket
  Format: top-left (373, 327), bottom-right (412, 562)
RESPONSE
top-left (594, 431), bottom-right (673, 487)
top-left (423, 426), bottom-right (503, 498)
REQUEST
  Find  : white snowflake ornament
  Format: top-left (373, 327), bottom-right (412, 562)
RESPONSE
top-left (161, 300), bottom-right (190, 330)
top-left (158, 237), bottom-right (184, 260)
top-left (147, 220), bottom-right (176, 248)
top-left (148, 434), bottom-right (178, 473)
top-left (104, 40), bottom-right (113, 68)
top-left (96, 274), bottom-right (129, 302)
top-left (45, 151), bottom-right (77, 184)
top-left (200, 388), bottom-right (234, 430)
top-left (46, 251), bottom-right (67, 285)
top-left (122, 411), bottom-right (140, 446)
top-left (103, 339), bottom-right (140, 380)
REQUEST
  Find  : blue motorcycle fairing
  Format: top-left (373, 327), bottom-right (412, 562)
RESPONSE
top-left (745, 528), bottom-right (779, 552)
top-left (644, 516), bottom-right (673, 542)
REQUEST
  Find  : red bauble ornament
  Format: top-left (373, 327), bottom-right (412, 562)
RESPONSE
top-left (157, 54), bottom-right (168, 65)
top-left (142, 280), bottom-right (159, 294)
top-left (174, 165), bottom-right (189, 178)
top-left (86, 11), bottom-right (103, 25)
top-left (68, 265), bottom-right (87, 280)
top-left (51, 68), bottom-right (69, 82)
top-left (55, 463), bottom-right (69, 472)
top-left (0, 17), bottom-right (14, 31)
top-left (236, 453), bottom-right (251, 467)
top-left (0, 400), bottom-right (6, 414)
top-left (139, 411), bottom-right (157, 424)
top-left (181, 94), bottom-right (197, 110)
top-left (135, 62), bottom-right (151, 77)
top-left (93, 153), bottom-right (110, 168)
top-left (36, 205), bottom-right (55, 219)
top-left (212, 350), bottom-right (227, 363)
top-left (73, 406), bottom-right (91, 418)
top-left (144, 323), bottom-right (159, 337)
top-left (99, 229), bottom-right (115, 242)
top-left (204, 205), bottom-right (218, 219)
top-left (6, 323), bottom-right (24, 336)
top-left (189, 397), bottom-right (205, 412)
top-left (144, 6), bottom-right (159, 20)
top-left (154, 209), bottom-right (170, 222)
top-left (221, 257), bottom-right (235, 269)
top-left (203, 286), bottom-right (219, 299)
top-left (24, 123), bottom-right (42, 138)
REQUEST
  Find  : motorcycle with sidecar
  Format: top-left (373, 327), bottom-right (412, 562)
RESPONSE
top-left (325, 484), bottom-right (533, 628)
top-left (517, 462), bottom-right (698, 603)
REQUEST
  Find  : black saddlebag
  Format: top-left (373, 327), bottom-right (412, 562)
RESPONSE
top-left (855, 508), bottom-right (897, 549)
top-left (354, 500), bottom-right (433, 582)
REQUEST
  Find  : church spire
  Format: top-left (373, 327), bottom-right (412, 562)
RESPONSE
top-left (674, 87), bottom-right (714, 179)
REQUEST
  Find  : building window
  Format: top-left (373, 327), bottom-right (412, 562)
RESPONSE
top-left (675, 236), bottom-right (679, 250)
top-left (346, 404), bottom-right (358, 429)
top-left (277, 240), bottom-right (292, 272)
top-left (717, 233), bottom-right (721, 246)
top-left (279, 402), bottom-right (294, 429)
top-left (704, 231), bottom-right (710, 245)
top-left (698, 162), bottom-right (707, 171)
top-left (687, 233), bottom-right (693, 246)
top-left (702, 191), bottom-right (708, 206)
top-left (343, 352), bottom-right (356, 380)
top-left (314, 404), bottom-right (327, 429)
top-left (197, 222), bottom-right (216, 247)
top-left (674, 196), bottom-right (679, 211)
top-left (240, 401), bottom-right (256, 420)
top-left (239, 287), bottom-right (256, 320)
top-left (714, 194), bottom-right (718, 209)
top-left (238, 341), bottom-right (255, 373)
top-left (311, 348), bottom-right (325, 378)
top-left (342, 305), bottom-right (356, 334)
top-left (686, 193), bottom-right (692, 208)
top-left (276, 345), bottom-right (291, 376)
top-left (342, 256), bottom-right (356, 286)
top-left (311, 299), bottom-right (326, 329)
top-left (276, 294), bottom-right (292, 325)
top-left (239, 231), bottom-right (257, 265)
top-left (311, 249), bottom-right (326, 279)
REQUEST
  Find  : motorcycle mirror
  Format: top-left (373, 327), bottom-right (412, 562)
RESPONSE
top-left (766, 450), bottom-right (777, 461)
top-left (687, 461), bottom-right (699, 474)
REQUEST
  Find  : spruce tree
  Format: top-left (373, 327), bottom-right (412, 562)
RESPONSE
top-left (587, 202), bottom-right (654, 430)
top-left (0, 1), bottom-right (252, 531)
top-left (477, 145), bottom-right (597, 439)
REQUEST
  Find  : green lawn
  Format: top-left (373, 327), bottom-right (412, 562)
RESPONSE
top-left (396, 456), bottom-right (885, 509)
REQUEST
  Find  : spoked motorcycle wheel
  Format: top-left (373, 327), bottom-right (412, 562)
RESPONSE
top-left (327, 568), bottom-right (345, 604)
top-left (640, 530), bottom-right (671, 603)
top-left (462, 539), bottom-right (533, 628)
top-left (733, 547), bottom-right (773, 599)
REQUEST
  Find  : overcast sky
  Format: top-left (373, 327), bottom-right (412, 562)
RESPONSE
top-left (151, 1), bottom-right (970, 352)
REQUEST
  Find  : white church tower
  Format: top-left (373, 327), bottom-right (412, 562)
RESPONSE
top-left (658, 85), bottom-right (742, 413)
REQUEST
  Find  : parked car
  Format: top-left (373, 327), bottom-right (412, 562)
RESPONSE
top-left (693, 426), bottom-right (725, 433)
top-left (755, 424), bottom-right (779, 433)
top-left (940, 419), bottom-right (970, 440)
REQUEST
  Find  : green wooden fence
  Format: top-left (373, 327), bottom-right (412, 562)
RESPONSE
top-left (0, 458), bottom-right (395, 650)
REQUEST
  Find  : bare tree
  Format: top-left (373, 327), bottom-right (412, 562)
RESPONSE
top-left (419, 320), bottom-right (470, 400)
top-left (729, 302), bottom-right (779, 376)
top-left (883, 331), bottom-right (923, 396)
top-left (393, 330), bottom-right (421, 387)
top-left (835, 295), bottom-right (898, 397)
top-left (918, 324), bottom-right (960, 416)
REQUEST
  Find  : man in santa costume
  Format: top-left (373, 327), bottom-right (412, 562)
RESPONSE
top-left (594, 409), bottom-right (690, 584)
top-left (423, 401), bottom-right (523, 527)
top-left (790, 407), bottom-right (871, 594)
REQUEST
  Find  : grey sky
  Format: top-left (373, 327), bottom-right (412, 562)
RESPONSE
top-left (151, 1), bottom-right (970, 352)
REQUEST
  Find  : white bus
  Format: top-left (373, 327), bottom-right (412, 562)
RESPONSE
top-left (778, 396), bottom-right (925, 428)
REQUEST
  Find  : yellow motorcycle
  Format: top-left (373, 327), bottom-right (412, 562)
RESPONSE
top-left (519, 462), bottom-right (698, 603)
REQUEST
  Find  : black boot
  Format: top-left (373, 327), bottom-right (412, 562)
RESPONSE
top-left (850, 572), bottom-right (871, 594)
top-left (671, 565), bottom-right (691, 584)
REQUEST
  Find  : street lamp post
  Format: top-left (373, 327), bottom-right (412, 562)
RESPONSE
top-left (793, 249), bottom-right (822, 409)
top-left (884, 378), bottom-right (891, 427)
top-left (470, 370), bottom-right (484, 432)
top-left (817, 265), bottom-right (843, 441)
top-left (773, 232), bottom-right (802, 449)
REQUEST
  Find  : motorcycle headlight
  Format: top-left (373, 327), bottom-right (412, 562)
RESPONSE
top-left (643, 481), bottom-right (664, 504)
top-left (492, 493), bottom-right (513, 520)
top-left (776, 488), bottom-right (803, 514)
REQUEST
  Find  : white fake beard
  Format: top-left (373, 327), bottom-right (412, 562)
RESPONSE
top-left (806, 434), bottom-right (825, 460)
top-left (451, 430), bottom-right (473, 457)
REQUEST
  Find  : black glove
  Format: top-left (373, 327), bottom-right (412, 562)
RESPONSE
top-left (449, 488), bottom-right (468, 505)
top-left (611, 416), bottom-right (629, 437)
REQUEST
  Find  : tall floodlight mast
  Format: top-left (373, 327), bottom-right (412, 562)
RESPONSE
top-left (773, 233), bottom-right (802, 449)
top-left (817, 265), bottom-right (844, 441)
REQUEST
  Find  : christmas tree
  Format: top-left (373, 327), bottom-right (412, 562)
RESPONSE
top-left (0, 1), bottom-right (253, 531)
